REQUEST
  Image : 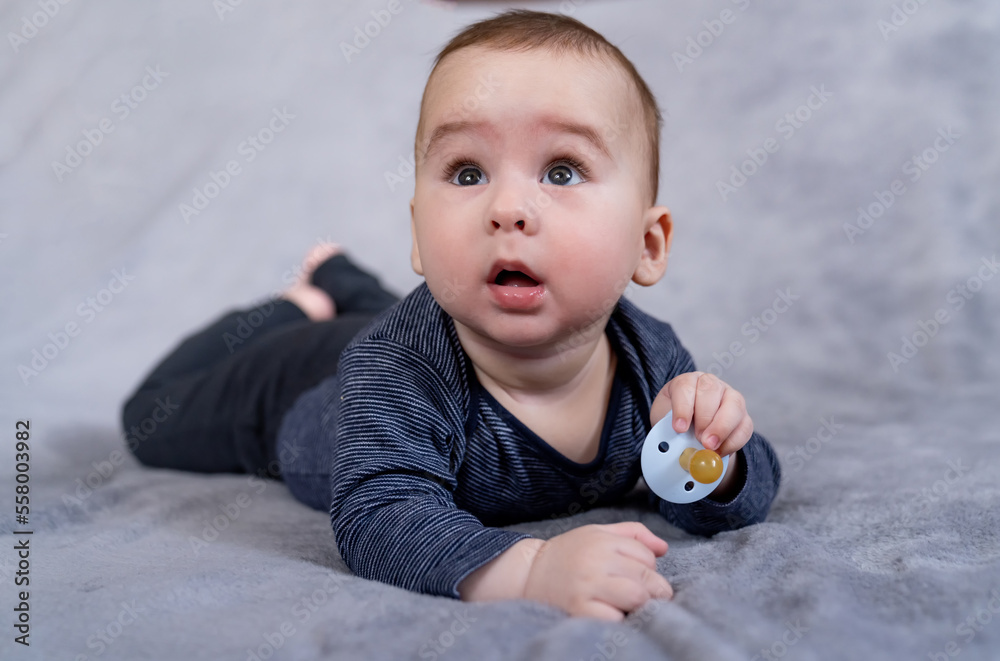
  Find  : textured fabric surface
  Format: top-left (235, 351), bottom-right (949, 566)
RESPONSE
top-left (1, 1), bottom-right (998, 660)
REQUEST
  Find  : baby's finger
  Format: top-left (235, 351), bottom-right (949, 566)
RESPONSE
top-left (664, 372), bottom-right (701, 433)
top-left (595, 572), bottom-right (671, 616)
top-left (575, 599), bottom-right (626, 622)
top-left (649, 384), bottom-right (674, 429)
top-left (715, 414), bottom-right (754, 457)
top-left (605, 557), bottom-right (674, 605)
top-left (641, 568), bottom-right (674, 601)
top-left (692, 373), bottom-right (726, 439)
top-left (700, 386), bottom-right (748, 452)
top-left (613, 538), bottom-right (660, 570)
top-left (599, 522), bottom-right (669, 556)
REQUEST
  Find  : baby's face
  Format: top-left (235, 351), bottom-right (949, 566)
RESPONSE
top-left (410, 46), bottom-right (667, 352)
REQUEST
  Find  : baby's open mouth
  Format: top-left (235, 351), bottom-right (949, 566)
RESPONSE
top-left (494, 270), bottom-right (540, 287)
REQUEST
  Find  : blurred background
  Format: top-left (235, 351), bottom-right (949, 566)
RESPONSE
top-left (1, 0), bottom-right (997, 474)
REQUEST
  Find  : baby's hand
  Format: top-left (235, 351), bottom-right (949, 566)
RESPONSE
top-left (522, 522), bottom-right (673, 621)
top-left (650, 372), bottom-right (753, 458)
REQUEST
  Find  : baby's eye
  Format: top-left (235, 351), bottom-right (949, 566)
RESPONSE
top-left (449, 165), bottom-right (487, 186)
top-left (543, 163), bottom-right (585, 186)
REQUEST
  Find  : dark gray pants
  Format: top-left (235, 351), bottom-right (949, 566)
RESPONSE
top-left (121, 254), bottom-right (400, 510)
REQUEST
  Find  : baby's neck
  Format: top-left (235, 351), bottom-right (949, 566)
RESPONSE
top-left (453, 318), bottom-right (613, 401)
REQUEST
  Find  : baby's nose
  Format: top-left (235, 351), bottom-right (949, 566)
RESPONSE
top-left (491, 218), bottom-right (526, 230)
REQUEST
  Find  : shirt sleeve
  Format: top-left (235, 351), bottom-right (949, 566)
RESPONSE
top-left (648, 336), bottom-right (782, 536)
top-left (328, 340), bottom-right (533, 599)
top-left (650, 430), bottom-right (782, 535)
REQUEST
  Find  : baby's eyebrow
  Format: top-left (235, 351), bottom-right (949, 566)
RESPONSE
top-left (424, 120), bottom-right (495, 160)
top-left (423, 117), bottom-right (612, 162)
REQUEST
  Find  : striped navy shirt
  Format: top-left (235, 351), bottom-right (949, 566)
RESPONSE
top-left (321, 282), bottom-right (781, 599)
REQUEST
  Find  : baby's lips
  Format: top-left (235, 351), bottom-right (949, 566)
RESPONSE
top-left (487, 259), bottom-right (543, 284)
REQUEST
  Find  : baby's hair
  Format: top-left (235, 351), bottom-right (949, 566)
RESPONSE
top-left (414, 9), bottom-right (663, 205)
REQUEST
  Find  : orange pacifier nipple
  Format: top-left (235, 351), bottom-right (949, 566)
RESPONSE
top-left (678, 447), bottom-right (724, 484)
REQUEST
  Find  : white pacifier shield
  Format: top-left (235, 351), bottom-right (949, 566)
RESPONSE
top-left (641, 410), bottom-right (729, 504)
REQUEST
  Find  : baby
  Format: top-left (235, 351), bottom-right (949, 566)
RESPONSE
top-left (123, 10), bottom-right (780, 622)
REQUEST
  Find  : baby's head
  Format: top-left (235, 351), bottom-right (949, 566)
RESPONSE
top-left (409, 10), bottom-right (673, 354)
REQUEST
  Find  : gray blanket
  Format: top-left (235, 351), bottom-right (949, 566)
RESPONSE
top-left (2, 1), bottom-right (998, 659)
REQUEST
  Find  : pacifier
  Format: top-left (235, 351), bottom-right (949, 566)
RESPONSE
top-left (640, 410), bottom-right (728, 504)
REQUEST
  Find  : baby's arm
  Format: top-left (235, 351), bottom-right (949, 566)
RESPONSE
top-left (457, 538), bottom-right (544, 601)
top-left (655, 426), bottom-right (781, 534)
top-left (649, 333), bottom-right (781, 535)
top-left (330, 341), bottom-right (533, 598)
top-left (461, 523), bottom-right (673, 622)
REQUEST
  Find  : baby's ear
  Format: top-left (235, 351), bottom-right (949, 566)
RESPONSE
top-left (632, 206), bottom-right (672, 286)
top-left (409, 198), bottom-right (424, 276)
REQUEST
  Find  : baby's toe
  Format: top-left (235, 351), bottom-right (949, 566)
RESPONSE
top-left (282, 284), bottom-right (336, 321)
top-left (303, 243), bottom-right (342, 275)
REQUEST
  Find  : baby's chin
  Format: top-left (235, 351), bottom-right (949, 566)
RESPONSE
top-left (449, 307), bottom-right (605, 357)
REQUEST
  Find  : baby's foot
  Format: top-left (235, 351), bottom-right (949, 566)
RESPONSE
top-left (302, 242), bottom-right (343, 276)
top-left (281, 243), bottom-right (342, 321)
top-left (309, 249), bottom-right (400, 315)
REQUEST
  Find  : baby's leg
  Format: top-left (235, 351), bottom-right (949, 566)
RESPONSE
top-left (121, 244), bottom-right (401, 494)
top-left (131, 298), bottom-right (307, 390)
top-left (280, 242), bottom-right (341, 321)
top-left (309, 252), bottom-right (400, 314)
top-left (274, 374), bottom-right (341, 511)
top-left (120, 296), bottom-right (312, 475)
top-left (122, 311), bottom-right (376, 478)
top-left (135, 245), bottom-right (341, 387)
top-left (279, 243), bottom-right (401, 319)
